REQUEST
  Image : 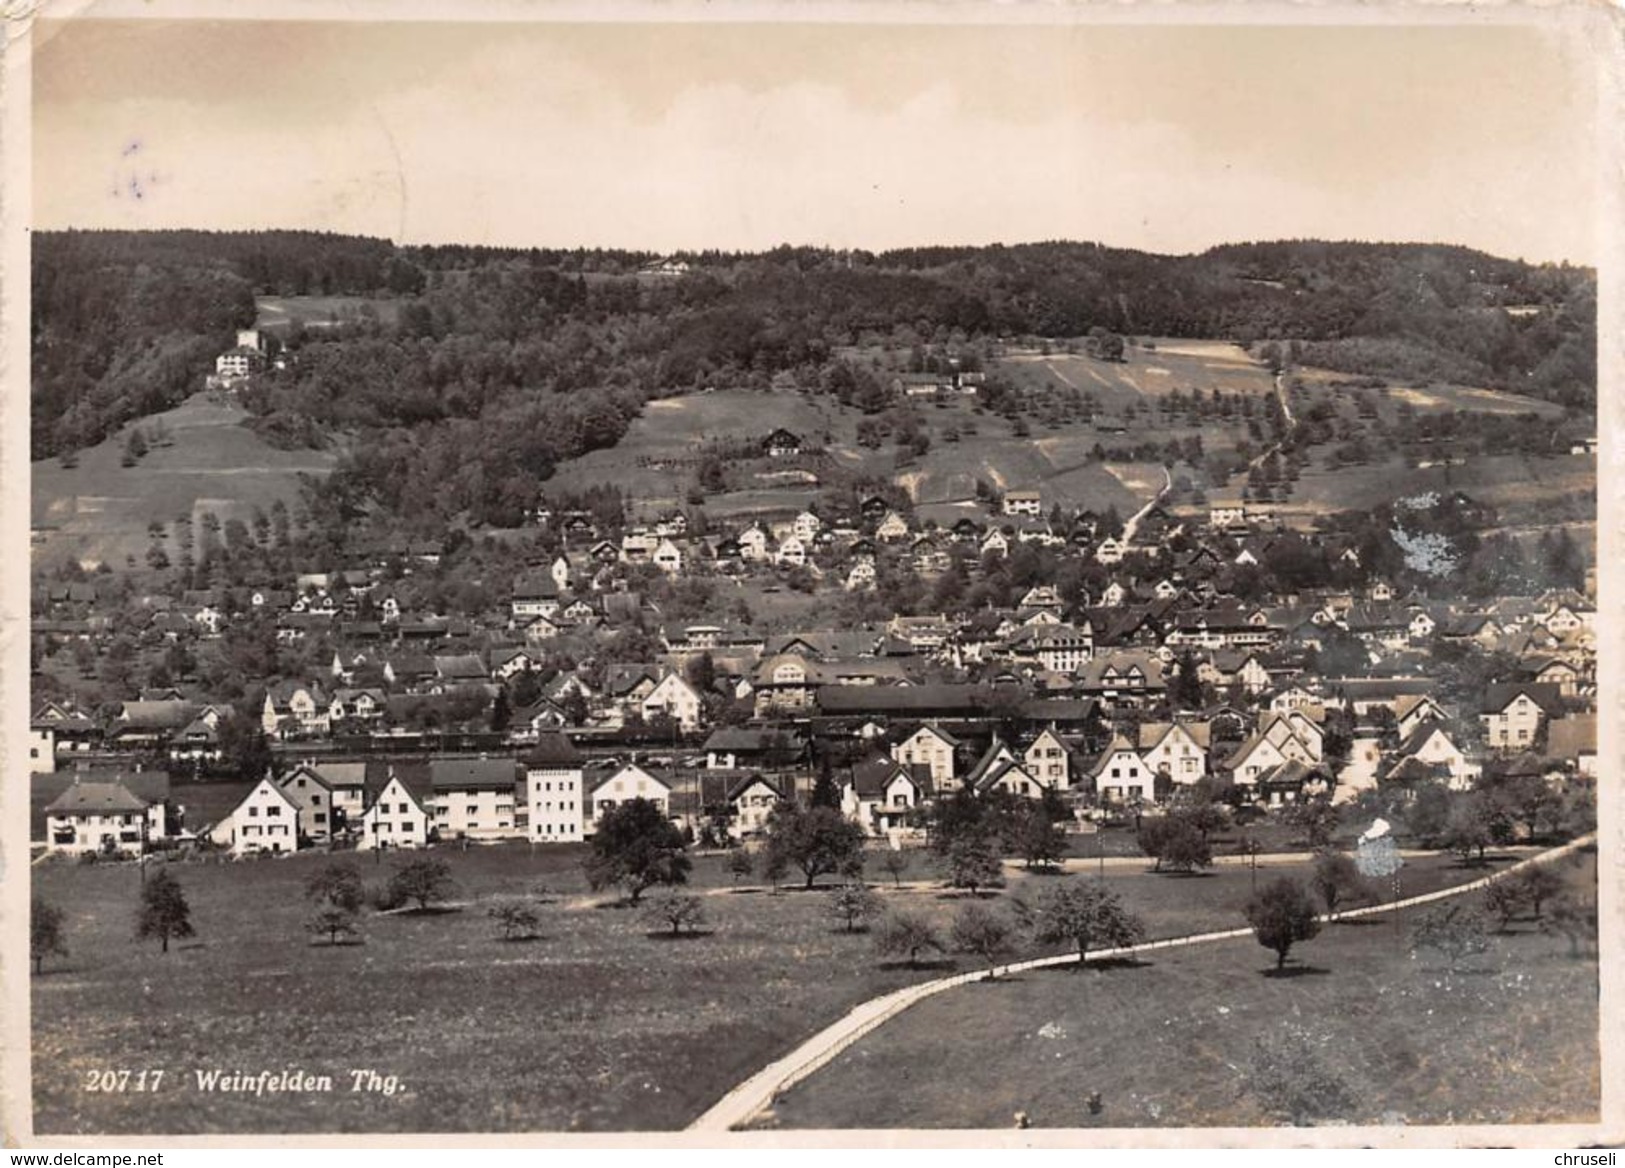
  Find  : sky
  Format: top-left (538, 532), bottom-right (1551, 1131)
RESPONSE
top-left (31, 15), bottom-right (1604, 264)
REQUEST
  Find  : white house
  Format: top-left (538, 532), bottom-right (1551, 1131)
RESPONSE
top-left (210, 777), bottom-right (301, 856)
top-left (642, 672), bottom-right (704, 733)
top-left (892, 724), bottom-right (959, 788)
top-left (729, 774), bottom-right (783, 836)
top-left (361, 773), bottom-right (430, 849)
top-left (738, 526), bottom-right (769, 562)
top-left (1481, 684), bottom-right (1559, 751)
top-left (1094, 537), bottom-right (1127, 565)
top-left (876, 511), bottom-right (910, 542)
top-left (1003, 490), bottom-right (1042, 518)
top-left (524, 734), bottom-right (585, 843)
top-left (431, 757), bottom-right (521, 841)
top-left (776, 536), bottom-right (808, 568)
top-left (277, 764), bottom-right (339, 842)
top-left (586, 763), bottom-right (673, 833)
top-left (45, 778), bottom-right (166, 855)
top-left (1024, 727), bottom-right (1071, 788)
top-left (1089, 735), bottom-right (1157, 803)
top-left (792, 511), bottom-right (823, 543)
top-left (1138, 721), bottom-right (1210, 785)
top-left (842, 758), bottom-right (931, 836)
top-left (653, 539), bottom-right (684, 574)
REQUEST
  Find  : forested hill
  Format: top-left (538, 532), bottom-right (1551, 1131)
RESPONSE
top-left (33, 231), bottom-right (1595, 518)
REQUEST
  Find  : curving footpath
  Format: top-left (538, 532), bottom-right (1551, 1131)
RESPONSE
top-left (687, 833), bottom-right (1596, 1133)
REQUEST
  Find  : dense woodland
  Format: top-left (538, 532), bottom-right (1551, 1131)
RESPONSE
top-left (34, 230), bottom-right (1596, 531)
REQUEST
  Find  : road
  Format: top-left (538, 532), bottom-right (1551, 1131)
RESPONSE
top-left (685, 833), bottom-right (1594, 1133)
top-left (1120, 465), bottom-right (1173, 545)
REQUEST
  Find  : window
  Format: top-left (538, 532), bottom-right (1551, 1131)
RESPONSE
top-left (399, 803), bottom-right (409, 814)
top-left (312, 794), bottom-right (322, 806)
top-left (267, 805), bottom-right (281, 817)
top-left (248, 806), bottom-right (259, 818)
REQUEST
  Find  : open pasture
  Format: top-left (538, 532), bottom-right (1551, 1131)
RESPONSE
top-left (762, 854), bottom-right (1599, 1130)
top-left (31, 396), bottom-right (337, 571)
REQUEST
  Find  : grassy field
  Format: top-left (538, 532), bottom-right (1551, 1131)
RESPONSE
top-left (31, 395), bottom-right (337, 571)
top-left (761, 853), bottom-right (1599, 1130)
top-left (997, 340), bottom-right (1277, 405)
top-left (30, 835), bottom-right (1525, 1135)
top-left (31, 845), bottom-right (968, 1135)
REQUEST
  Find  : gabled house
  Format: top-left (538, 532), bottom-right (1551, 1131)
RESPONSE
top-left (891, 724), bottom-right (959, 788)
top-left (1023, 726), bottom-right (1071, 789)
top-left (362, 771), bottom-right (430, 849)
top-left (728, 773), bottom-right (784, 836)
top-left (586, 763), bottom-right (673, 833)
top-left (1389, 720), bottom-right (1478, 790)
top-left (1138, 721), bottom-right (1211, 786)
top-left (842, 757), bottom-right (932, 836)
top-left (277, 764), bottom-right (339, 842)
top-left (642, 672), bottom-right (704, 732)
top-left (1480, 684), bottom-right (1561, 751)
top-left (1089, 735), bottom-right (1156, 803)
top-left (210, 776), bottom-right (301, 856)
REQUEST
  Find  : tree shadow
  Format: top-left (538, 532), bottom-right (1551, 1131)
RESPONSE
top-left (1161, 869), bottom-right (1217, 879)
top-left (830, 926), bottom-right (874, 936)
top-left (935, 889), bottom-right (1004, 901)
top-left (400, 905), bottom-right (462, 916)
top-left (307, 938), bottom-right (366, 948)
top-left (643, 929), bottom-right (717, 942)
top-left (1261, 964), bottom-right (1330, 979)
top-left (494, 934), bottom-right (548, 944)
top-left (1332, 918), bottom-right (1383, 928)
top-left (875, 958), bottom-right (957, 973)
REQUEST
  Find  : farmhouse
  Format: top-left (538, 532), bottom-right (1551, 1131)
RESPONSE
top-left (586, 763), bottom-right (674, 832)
top-left (277, 764), bottom-right (340, 842)
top-left (1138, 721), bottom-right (1211, 785)
top-left (1002, 490), bottom-right (1043, 518)
top-left (763, 428), bottom-right (803, 458)
top-left (1089, 735), bottom-right (1157, 803)
top-left (641, 672), bottom-right (704, 732)
top-left (1480, 683), bottom-right (1560, 751)
top-left (891, 723), bottom-right (959, 787)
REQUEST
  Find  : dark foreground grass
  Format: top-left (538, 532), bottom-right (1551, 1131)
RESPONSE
top-left (759, 855), bottom-right (1600, 1131)
top-left (31, 842), bottom-right (1554, 1134)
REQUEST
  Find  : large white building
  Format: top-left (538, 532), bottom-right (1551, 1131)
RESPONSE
top-left (524, 734), bottom-right (586, 843)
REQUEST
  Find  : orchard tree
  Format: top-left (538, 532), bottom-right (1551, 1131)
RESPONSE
top-left (1514, 865), bottom-right (1565, 920)
top-left (764, 802), bottom-right (866, 890)
top-left (1309, 851), bottom-right (1366, 920)
top-left (880, 848), bottom-right (912, 888)
top-left (307, 908), bottom-right (360, 946)
top-left (305, 860), bottom-right (364, 912)
top-left (727, 848), bottom-right (755, 886)
top-left (951, 901), bottom-right (1020, 979)
top-left (1244, 1024), bottom-right (1357, 1126)
top-left (642, 892), bottom-right (706, 937)
top-left (873, 909), bottom-right (945, 968)
top-left (31, 897), bottom-right (68, 974)
top-left (488, 900), bottom-right (544, 941)
top-left (828, 882), bottom-right (882, 933)
top-left (1411, 903), bottom-right (1492, 972)
top-left (584, 798), bottom-right (692, 904)
top-left (947, 830), bottom-right (1005, 896)
top-left (135, 869), bottom-right (195, 955)
top-left (1245, 876), bottom-right (1321, 973)
top-left (1027, 881), bottom-right (1146, 966)
top-left (387, 857), bottom-right (458, 912)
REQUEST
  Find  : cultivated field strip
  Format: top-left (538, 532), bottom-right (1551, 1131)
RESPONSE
top-left (689, 833), bottom-right (1596, 1132)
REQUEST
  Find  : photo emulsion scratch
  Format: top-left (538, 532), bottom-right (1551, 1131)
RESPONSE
top-left (9, 2), bottom-right (1617, 1148)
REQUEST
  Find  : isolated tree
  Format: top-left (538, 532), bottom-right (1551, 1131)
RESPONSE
top-left (1017, 809), bottom-right (1067, 871)
top-left (1245, 876), bottom-right (1321, 973)
top-left (31, 897), bottom-right (68, 974)
top-left (951, 901), bottom-right (1019, 978)
top-left (488, 900), bottom-right (543, 941)
top-left (760, 837), bottom-right (790, 892)
top-left (584, 797), bottom-right (691, 904)
top-left (1028, 882), bottom-right (1146, 966)
top-left (307, 908), bottom-right (359, 946)
top-left (1287, 796), bottom-right (1340, 850)
top-left (947, 830), bottom-right (1005, 896)
top-left (1244, 1024), bottom-right (1358, 1126)
top-left (828, 882), bottom-right (882, 933)
top-left (880, 848), bottom-right (912, 888)
top-left (1309, 851), bottom-right (1365, 920)
top-left (387, 857), bottom-right (458, 912)
top-left (642, 892), bottom-right (706, 937)
top-left (810, 760), bottom-right (842, 809)
top-left (1138, 814), bottom-right (1212, 874)
top-left (727, 848), bottom-right (755, 886)
top-left (135, 869), bottom-right (195, 955)
top-left (1411, 903), bottom-right (1492, 972)
top-left (873, 909), bottom-right (946, 968)
top-left (1514, 865), bottom-right (1564, 920)
top-left (764, 802), bottom-right (866, 890)
top-left (305, 860), bottom-right (364, 913)
top-left (1481, 880), bottom-right (1524, 932)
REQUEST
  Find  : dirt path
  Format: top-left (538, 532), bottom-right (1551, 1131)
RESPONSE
top-left (686, 833), bottom-right (1594, 1133)
top-left (1120, 465), bottom-right (1173, 544)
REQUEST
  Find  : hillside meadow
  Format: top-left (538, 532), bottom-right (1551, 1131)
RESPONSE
top-left (32, 838), bottom-right (1520, 1134)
